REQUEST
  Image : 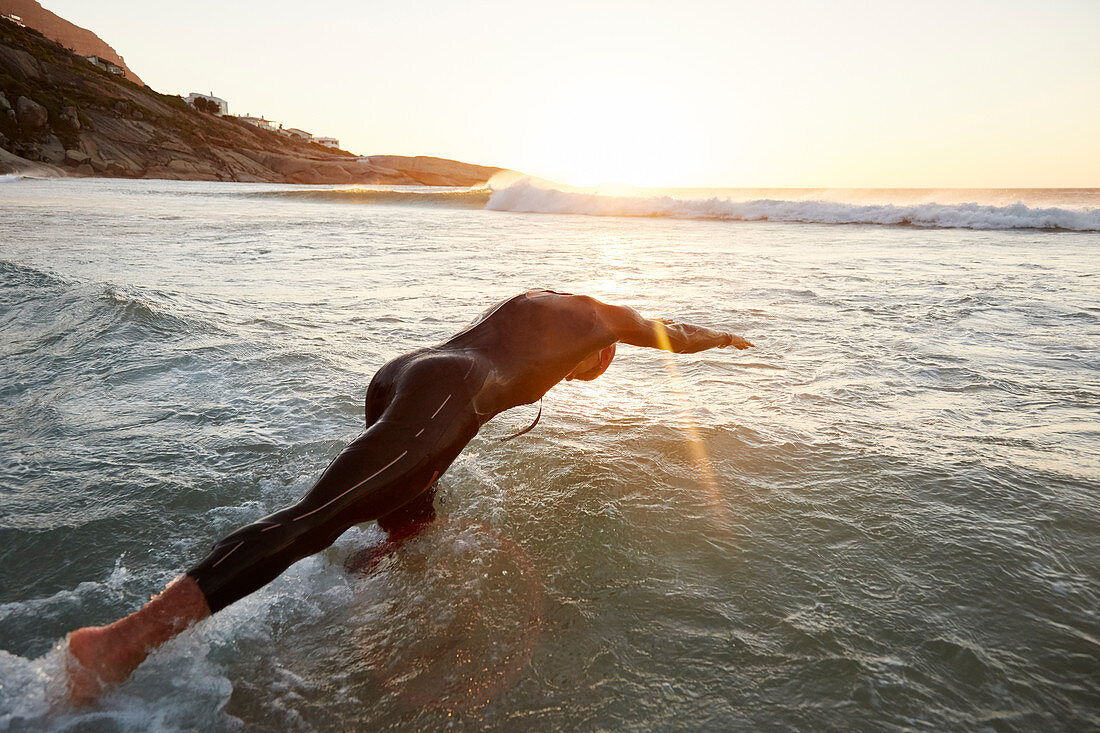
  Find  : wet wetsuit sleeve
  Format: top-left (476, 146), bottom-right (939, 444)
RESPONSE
top-left (187, 368), bottom-right (479, 614)
top-left (597, 302), bottom-right (737, 354)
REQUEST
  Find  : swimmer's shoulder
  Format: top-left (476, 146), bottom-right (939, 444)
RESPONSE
top-left (520, 291), bottom-right (623, 344)
top-left (523, 289), bottom-right (603, 313)
top-left (527, 289), bottom-right (616, 322)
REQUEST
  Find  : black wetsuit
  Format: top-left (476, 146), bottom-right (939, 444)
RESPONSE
top-left (188, 290), bottom-right (733, 613)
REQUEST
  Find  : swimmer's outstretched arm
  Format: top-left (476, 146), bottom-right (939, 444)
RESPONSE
top-left (600, 302), bottom-right (754, 353)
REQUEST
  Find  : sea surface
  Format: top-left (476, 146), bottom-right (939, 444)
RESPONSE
top-left (1, 177), bottom-right (1098, 731)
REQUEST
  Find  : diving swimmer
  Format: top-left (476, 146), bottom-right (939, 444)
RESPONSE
top-left (63, 290), bottom-right (754, 703)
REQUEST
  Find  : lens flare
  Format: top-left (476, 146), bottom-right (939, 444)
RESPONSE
top-left (652, 322), bottom-right (730, 530)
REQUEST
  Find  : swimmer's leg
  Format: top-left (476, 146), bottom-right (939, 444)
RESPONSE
top-left (188, 401), bottom-right (475, 613)
top-left (65, 366), bottom-right (477, 703)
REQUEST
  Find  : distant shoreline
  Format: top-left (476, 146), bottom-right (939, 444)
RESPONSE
top-left (0, 17), bottom-right (508, 186)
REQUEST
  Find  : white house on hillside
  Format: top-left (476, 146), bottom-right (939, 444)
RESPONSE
top-left (314, 137), bottom-right (339, 149)
top-left (283, 128), bottom-right (312, 140)
top-left (186, 91), bottom-right (228, 116)
top-left (85, 55), bottom-right (124, 76)
top-left (239, 115), bottom-right (277, 131)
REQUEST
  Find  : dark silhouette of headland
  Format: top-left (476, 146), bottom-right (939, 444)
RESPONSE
top-left (0, 9), bottom-right (508, 184)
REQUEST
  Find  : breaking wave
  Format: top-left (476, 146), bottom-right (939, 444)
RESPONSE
top-left (485, 180), bottom-right (1100, 231)
top-left (261, 180), bottom-right (1100, 231)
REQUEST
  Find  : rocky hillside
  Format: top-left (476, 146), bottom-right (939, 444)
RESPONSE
top-left (0, 0), bottom-right (142, 84)
top-left (0, 17), bottom-right (506, 185)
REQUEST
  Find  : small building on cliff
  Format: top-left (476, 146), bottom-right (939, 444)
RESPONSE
top-left (314, 137), bottom-right (339, 149)
top-left (186, 92), bottom-right (228, 116)
top-left (84, 55), bottom-right (124, 75)
top-left (283, 128), bottom-right (312, 140)
top-left (239, 115), bottom-right (277, 131)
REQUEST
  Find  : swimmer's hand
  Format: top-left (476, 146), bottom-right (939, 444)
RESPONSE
top-left (653, 318), bottom-right (754, 352)
top-left (606, 303), bottom-right (753, 354)
top-left (723, 334), bottom-right (754, 350)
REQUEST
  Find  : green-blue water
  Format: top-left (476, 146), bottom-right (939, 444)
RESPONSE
top-left (1, 178), bottom-right (1098, 730)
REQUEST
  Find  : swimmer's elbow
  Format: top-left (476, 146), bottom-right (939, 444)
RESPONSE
top-left (599, 303), bottom-right (661, 348)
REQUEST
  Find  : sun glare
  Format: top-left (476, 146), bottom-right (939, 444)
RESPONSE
top-left (529, 81), bottom-right (711, 187)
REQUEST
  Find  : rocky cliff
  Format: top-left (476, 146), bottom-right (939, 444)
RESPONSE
top-left (0, 0), bottom-right (142, 84)
top-left (0, 17), bottom-right (507, 185)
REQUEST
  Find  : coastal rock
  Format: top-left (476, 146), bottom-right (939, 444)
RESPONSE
top-left (142, 160), bottom-right (220, 181)
top-left (64, 148), bottom-right (89, 166)
top-left (244, 149), bottom-right (347, 184)
top-left (0, 144), bottom-right (62, 176)
top-left (60, 105), bottom-right (79, 129)
top-left (167, 158), bottom-right (196, 173)
top-left (101, 159), bottom-right (134, 176)
top-left (209, 148), bottom-right (274, 181)
top-left (38, 133), bottom-right (64, 164)
top-left (79, 137), bottom-right (98, 158)
top-left (15, 95), bottom-right (47, 128)
top-left (0, 43), bottom-right (41, 79)
top-left (0, 90), bottom-right (10, 111)
top-left (366, 156), bottom-right (504, 186)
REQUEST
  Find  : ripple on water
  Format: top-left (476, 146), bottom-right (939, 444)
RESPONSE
top-left (1, 180), bottom-right (1098, 730)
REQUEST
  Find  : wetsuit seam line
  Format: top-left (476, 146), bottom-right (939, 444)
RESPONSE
top-left (210, 541), bottom-right (244, 568)
top-left (430, 394), bottom-right (451, 419)
top-left (290, 450), bottom-right (409, 522)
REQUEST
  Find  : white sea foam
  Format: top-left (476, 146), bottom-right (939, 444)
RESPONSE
top-left (0, 550), bottom-right (355, 732)
top-left (485, 179), bottom-right (1100, 231)
top-left (0, 173), bottom-right (26, 183)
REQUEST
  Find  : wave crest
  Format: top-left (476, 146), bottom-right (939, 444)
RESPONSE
top-left (485, 180), bottom-right (1100, 231)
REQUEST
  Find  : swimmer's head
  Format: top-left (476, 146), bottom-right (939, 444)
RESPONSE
top-left (566, 343), bottom-right (616, 381)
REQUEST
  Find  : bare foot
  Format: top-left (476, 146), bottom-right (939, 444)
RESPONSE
top-left (65, 625), bottom-right (123, 705)
top-left (62, 575), bottom-right (211, 705)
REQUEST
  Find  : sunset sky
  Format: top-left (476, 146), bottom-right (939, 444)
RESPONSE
top-left (43, 0), bottom-right (1100, 187)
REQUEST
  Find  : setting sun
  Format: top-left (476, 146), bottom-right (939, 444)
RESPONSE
top-left (526, 79), bottom-right (711, 186)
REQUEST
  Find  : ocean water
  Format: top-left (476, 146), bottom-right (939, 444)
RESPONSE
top-left (0, 177), bottom-right (1097, 731)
